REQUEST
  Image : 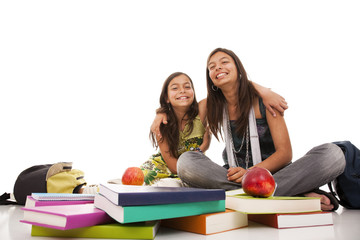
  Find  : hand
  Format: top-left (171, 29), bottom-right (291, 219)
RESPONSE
top-left (150, 113), bottom-right (168, 139)
top-left (262, 89), bottom-right (288, 117)
top-left (227, 167), bottom-right (247, 183)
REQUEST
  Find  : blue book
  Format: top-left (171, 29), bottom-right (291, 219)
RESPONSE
top-left (99, 184), bottom-right (225, 206)
top-left (94, 193), bottom-right (225, 224)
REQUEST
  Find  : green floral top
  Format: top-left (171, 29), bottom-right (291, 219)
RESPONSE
top-left (178, 115), bottom-right (206, 155)
top-left (140, 116), bottom-right (205, 185)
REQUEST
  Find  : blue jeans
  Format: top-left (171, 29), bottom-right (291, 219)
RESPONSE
top-left (177, 143), bottom-right (346, 196)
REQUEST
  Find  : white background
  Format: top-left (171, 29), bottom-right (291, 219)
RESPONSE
top-left (1, 0), bottom-right (359, 192)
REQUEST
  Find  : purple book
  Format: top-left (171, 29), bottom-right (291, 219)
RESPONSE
top-left (21, 204), bottom-right (114, 230)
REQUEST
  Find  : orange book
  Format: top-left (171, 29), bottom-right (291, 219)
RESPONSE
top-left (248, 211), bottom-right (333, 229)
top-left (161, 209), bottom-right (247, 235)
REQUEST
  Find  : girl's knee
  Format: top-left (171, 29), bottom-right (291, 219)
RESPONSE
top-left (178, 151), bottom-right (204, 170)
top-left (327, 143), bottom-right (345, 162)
top-left (322, 143), bottom-right (346, 173)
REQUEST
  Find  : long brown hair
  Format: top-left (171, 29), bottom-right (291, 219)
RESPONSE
top-left (150, 72), bottom-right (199, 158)
top-left (206, 48), bottom-right (259, 140)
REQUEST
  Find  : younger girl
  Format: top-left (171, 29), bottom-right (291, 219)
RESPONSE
top-left (140, 72), bottom-right (210, 186)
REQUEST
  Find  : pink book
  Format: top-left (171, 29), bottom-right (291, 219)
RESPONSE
top-left (21, 204), bottom-right (114, 230)
top-left (25, 196), bottom-right (94, 208)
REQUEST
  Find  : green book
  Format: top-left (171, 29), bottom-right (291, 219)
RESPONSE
top-left (31, 221), bottom-right (160, 239)
top-left (95, 193), bottom-right (225, 223)
top-left (226, 194), bottom-right (321, 214)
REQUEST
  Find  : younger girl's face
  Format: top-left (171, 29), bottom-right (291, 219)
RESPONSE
top-left (167, 74), bottom-right (195, 110)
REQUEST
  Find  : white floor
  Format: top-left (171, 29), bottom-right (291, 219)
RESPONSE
top-left (1, 205), bottom-right (359, 240)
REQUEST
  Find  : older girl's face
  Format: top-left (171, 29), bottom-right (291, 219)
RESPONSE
top-left (166, 74), bottom-right (195, 110)
top-left (207, 51), bottom-right (238, 89)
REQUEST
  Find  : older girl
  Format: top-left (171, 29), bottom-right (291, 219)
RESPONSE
top-left (177, 48), bottom-right (345, 211)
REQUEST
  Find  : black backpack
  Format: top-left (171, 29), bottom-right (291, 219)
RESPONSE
top-left (1, 162), bottom-right (86, 205)
top-left (328, 141), bottom-right (360, 209)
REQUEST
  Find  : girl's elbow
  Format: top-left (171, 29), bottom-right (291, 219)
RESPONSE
top-left (284, 149), bottom-right (292, 164)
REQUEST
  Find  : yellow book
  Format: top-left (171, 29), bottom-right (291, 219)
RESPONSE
top-left (31, 221), bottom-right (160, 239)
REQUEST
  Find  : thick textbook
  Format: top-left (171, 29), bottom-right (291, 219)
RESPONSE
top-left (99, 184), bottom-right (225, 206)
top-left (21, 203), bottom-right (114, 230)
top-left (161, 209), bottom-right (248, 235)
top-left (226, 194), bottom-right (321, 214)
top-left (31, 192), bottom-right (95, 201)
top-left (248, 211), bottom-right (333, 229)
top-left (94, 193), bottom-right (225, 224)
top-left (31, 221), bottom-right (160, 239)
top-left (25, 196), bottom-right (93, 208)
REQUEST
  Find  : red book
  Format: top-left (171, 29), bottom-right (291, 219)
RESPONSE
top-left (20, 204), bottom-right (114, 230)
top-left (248, 211), bottom-right (333, 229)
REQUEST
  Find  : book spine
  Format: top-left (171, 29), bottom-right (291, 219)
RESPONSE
top-left (31, 224), bottom-right (158, 239)
top-left (122, 200), bottom-right (225, 223)
top-left (161, 215), bottom-right (207, 234)
top-left (248, 214), bottom-right (278, 228)
top-left (34, 200), bottom-right (94, 207)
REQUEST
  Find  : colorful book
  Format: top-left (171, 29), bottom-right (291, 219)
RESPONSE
top-left (25, 196), bottom-right (94, 208)
top-left (161, 209), bottom-right (248, 235)
top-left (226, 194), bottom-right (321, 214)
top-left (31, 221), bottom-right (160, 239)
top-left (31, 192), bottom-right (95, 201)
top-left (99, 184), bottom-right (225, 206)
top-left (21, 203), bottom-right (114, 230)
top-left (248, 211), bottom-right (333, 229)
top-left (94, 193), bottom-right (225, 224)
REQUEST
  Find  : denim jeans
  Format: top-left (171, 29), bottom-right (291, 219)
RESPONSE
top-left (177, 143), bottom-right (346, 196)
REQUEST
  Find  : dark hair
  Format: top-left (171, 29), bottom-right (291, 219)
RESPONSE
top-left (150, 72), bottom-right (199, 158)
top-left (206, 48), bottom-right (259, 140)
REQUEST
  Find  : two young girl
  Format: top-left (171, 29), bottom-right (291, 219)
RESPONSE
top-left (141, 71), bottom-right (283, 186)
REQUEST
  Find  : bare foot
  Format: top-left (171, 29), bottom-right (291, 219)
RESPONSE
top-left (304, 192), bottom-right (334, 211)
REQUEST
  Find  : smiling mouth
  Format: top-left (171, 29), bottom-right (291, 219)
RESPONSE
top-left (176, 96), bottom-right (189, 100)
top-left (216, 73), bottom-right (227, 79)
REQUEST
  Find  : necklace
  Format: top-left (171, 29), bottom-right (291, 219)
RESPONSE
top-left (226, 118), bottom-right (250, 169)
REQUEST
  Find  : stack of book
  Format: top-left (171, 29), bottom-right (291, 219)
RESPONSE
top-left (20, 192), bottom-right (160, 239)
top-left (20, 184), bottom-right (227, 238)
top-left (95, 184), bottom-right (245, 236)
top-left (20, 186), bottom-right (334, 238)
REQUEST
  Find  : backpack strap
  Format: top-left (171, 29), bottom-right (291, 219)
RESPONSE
top-left (0, 192), bottom-right (17, 205)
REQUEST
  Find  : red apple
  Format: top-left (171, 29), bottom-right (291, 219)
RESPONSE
top-left (121, 167), bottom-right (144, 185)
top-left (242, 167), bottom-right (276, 198)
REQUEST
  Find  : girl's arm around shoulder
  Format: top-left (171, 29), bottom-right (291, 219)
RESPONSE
top-left (150, 112), bottom-right (168, 139)
top-left (252, 82), bottom-right (288, 117)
